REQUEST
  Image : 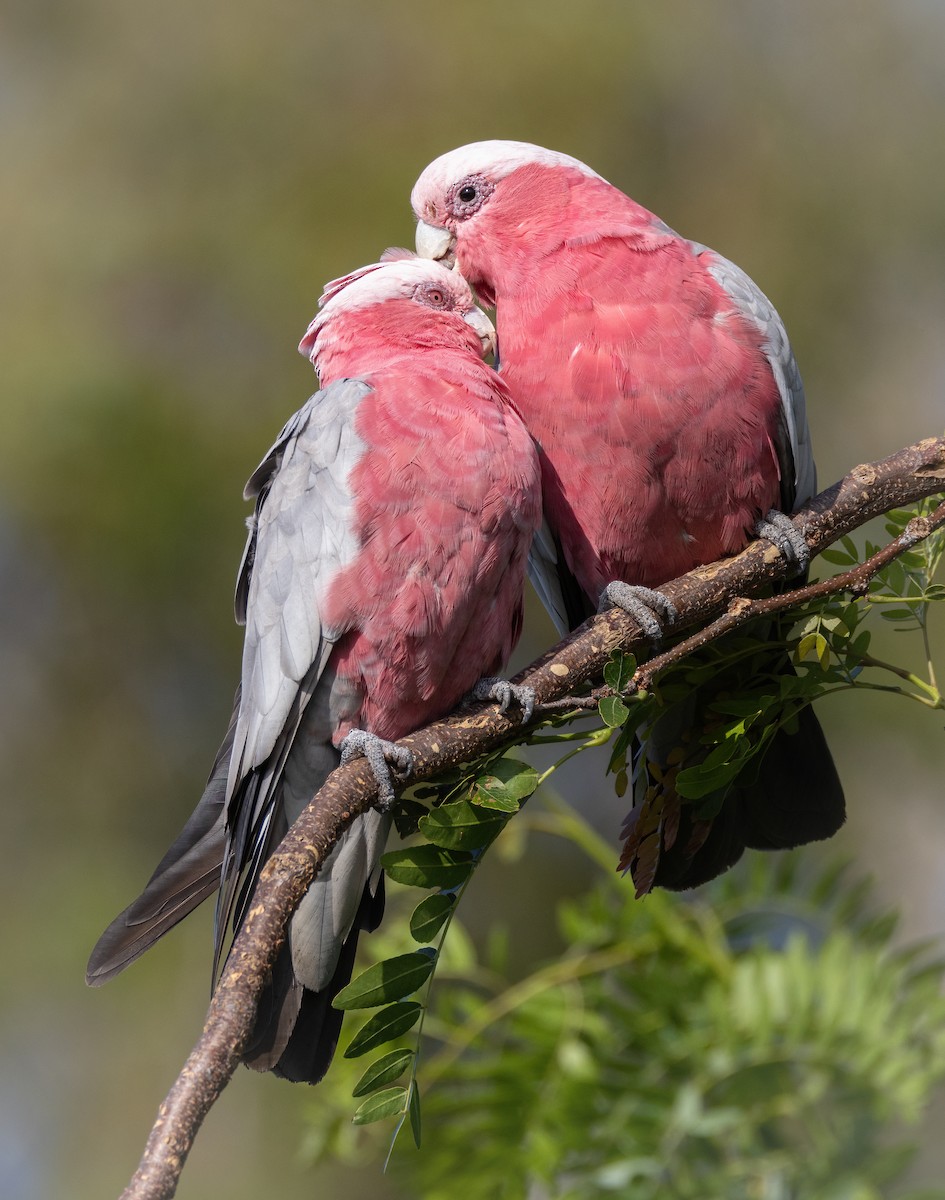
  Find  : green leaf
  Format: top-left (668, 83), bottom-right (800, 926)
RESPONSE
top-left (820, 547), bottom-right (855, 566)
top-left (677, 757), bottom-right (744, 800)
top-left (599, 695), bottom-right (631, 727)
top-left (882, 560), bottom-right (907, 593)
top-left (334, 952), bottom-right (436, 1010)
top-left (408, 1081), bottom-right (422, 1148)
top-left (344, 1002), bottom-right (422, 1058)
top-left (796, 631), bottom-right (830, 668)
top-left (472, 758), bottom-right (539, 811)
top-left (352, 1086), bottom-right (408, 1125)
top-left (352, 1049), bottom-right (414, 1097)
top-left (410, 893), bottom-right (456, 943)
top-left (850, 629), bottom-right (872, 655)
top-left (840, 602), bottom-right (862, 633)
top-left (419, 799), bottom-right (507, 850)
top-left (603, 650), bottom-right (636, 693)
top-left (879, 608), bottom-right (919, 623)
top-left (382, 844), bottom-right (474, 889)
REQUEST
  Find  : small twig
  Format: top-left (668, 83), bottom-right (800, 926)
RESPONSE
top-left (631, 500), bottom-right (945, 692)
top-left (119, 435), bottom-right (945, 1200)
top-left (535, 685), bottom-right (610, 711)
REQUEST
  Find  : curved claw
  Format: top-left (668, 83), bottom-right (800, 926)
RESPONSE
top-left (471, 677), bottom-right (536, 724)
top-left (599, 582), bottom-right (678, 642)
top-left (339, 730), bottom-right (414, 812)
top-left (755, 509), bottom-right (810, 576)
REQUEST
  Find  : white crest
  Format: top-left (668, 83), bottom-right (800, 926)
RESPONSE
top-left (411, 140), bottom-right (604, 213)
top-left (298, 258), bottom-right (473, 362)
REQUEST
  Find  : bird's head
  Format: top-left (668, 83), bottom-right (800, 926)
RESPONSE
top-left (298, 257), bottom-right (496, 370)
top-left (411, 140), bottom-right (601, 274)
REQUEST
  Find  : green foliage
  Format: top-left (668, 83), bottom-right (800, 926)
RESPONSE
top-left (599, 650), bottom-right (639, 728)
top-left (472, 759), bottom-right (541, 811)
top-left (335, 952), bottom-right (436, 1011)
top-left (306, 800), bottom-right (945, 1199)
top-left (797, 497), bottom-right (944, 682)
top-left (820, 502), bottom-right (945, 631)
top-left (344, 1002), bottom-right (423, 1060)
top-left (322, 756), bottom-right (542, 1142)
top-left (604, 498), bottom-right (945, 815)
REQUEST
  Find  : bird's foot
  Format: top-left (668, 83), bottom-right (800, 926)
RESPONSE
top-left (754, 509), bottom-right (810, 576)
top-left (340, 730), bottom-right (414, 813)
top-left (471, 677), bottom-right (536, 724)
top-left (599, 582), bottom-right (677, 642)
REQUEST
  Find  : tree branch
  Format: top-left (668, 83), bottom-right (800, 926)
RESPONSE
top-left (628, 496), bottom-right (945, 693)
top-left (119, 434), bottom-right (945, 1200)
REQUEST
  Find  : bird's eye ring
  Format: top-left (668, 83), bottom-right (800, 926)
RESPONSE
top-left (415, 283), bottom-right (449, 307)
top-left (450, 176), bottom-right (493, 216)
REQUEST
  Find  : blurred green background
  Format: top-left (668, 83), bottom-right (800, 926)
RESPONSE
top-left (3, 2), bottom-right (945, 1197)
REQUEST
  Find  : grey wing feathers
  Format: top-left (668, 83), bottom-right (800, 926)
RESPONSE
top-left (216, 378), bottom-right (371, 961)
top-left (230, 378), bottom-right (370, 784)
top-left (290, 808), bottom-right (391, 990)
top-left (217, 378), bottom-right (392, 1079)
top-left (527, 519), bottom-right (571, 637)
top-left (235, 404), bottom-right (311, 626)
top-left (696, 245), bottom-right (817, 511)
top-left (527, 517), bottom-right (595, 634)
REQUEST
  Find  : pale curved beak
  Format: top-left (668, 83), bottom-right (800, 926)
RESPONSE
top-left (463, 306), bottom-right (497, 360)
top-left (416, 220), bottom-right (456, 264)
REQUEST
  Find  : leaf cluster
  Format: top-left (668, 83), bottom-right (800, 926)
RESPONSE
top-left (321, 754), bottom-right (541, 1147)
top-left (604, 499), bottom-right (944, 819)
top-left (304, 795), bottom-right (945, 1199)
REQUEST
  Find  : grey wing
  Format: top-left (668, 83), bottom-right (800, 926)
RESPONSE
top-left (527, 519), bottom-right (571, 637)
top-left (695, 244), bottom-right (817, 511)
top-left (235, 404), bottom-right (311, 628)
top-left (228, 378), bottom-right (370, 787)
top-left (527, 517), bottom-right (596, 635)
top-left (215, 377), bottom-right (371, 955)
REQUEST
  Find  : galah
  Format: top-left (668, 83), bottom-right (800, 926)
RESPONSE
top-left (87, 258), bottom-right (542, 1083)
top-left (411, 140), bottom-right (845, 892)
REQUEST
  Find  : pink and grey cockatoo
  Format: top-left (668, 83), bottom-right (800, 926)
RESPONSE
top-left (87, 257), bottom-right (541, 1082)
top-left (411, 140), bottom-right (844, 893)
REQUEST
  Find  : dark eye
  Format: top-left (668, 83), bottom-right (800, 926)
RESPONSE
top-left (451, 175), bottom-right (493, 216)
